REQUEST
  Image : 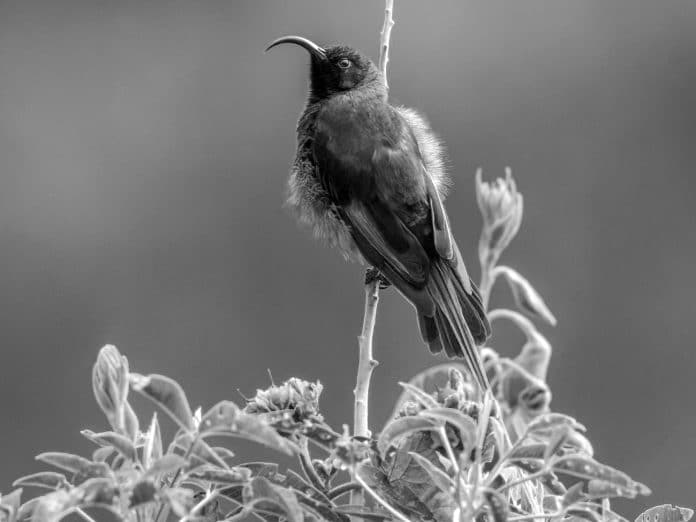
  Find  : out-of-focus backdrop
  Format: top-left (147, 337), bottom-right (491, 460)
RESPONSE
top-left (1, 0), bottom-right (694, 516)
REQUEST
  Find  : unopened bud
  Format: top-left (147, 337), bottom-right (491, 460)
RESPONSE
top-left (476, 168), bottom-right (524, 264)
top-left (92, 345), bottom-right (130, 433)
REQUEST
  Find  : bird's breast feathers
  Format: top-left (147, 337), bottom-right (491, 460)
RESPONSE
top-left (286, 97), bottom-right (450, 261)
top-left (314, 97), bottom-right (428, 203)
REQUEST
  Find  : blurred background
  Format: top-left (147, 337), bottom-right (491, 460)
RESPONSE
top-left (0, 0), bottom-right (694, 516)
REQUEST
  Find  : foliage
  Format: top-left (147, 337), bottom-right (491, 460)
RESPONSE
top-left (1, 172), bottom-right (689, 522)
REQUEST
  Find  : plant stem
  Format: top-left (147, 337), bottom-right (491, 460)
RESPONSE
top-left (355, 475), bottom-right (410, 522)
top-left (438, 426), bottom-right (460, 474)
top-left (299, 439), bottom-right (325, 492)
top-left (508, 512), bottom-right (560, 521)
top-left (75, 508), bottom-right (98, 522)
top-left (378, 0), bottom-right (395, 90)
top-left (181, 490), bottom-right (219, 522)
top-left (351, 277), bottom-right (380, 507)
top-left (327, 481), bottom-right (362, 500)
top-left (497, 469), bottom-right (549, 493)
top-left (353, 278), bottom-right (380, 438)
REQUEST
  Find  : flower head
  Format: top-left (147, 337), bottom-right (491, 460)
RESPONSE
top-left (243, 377), bottom-right (323, 421)
top-left (476, 168), bottom-right (524, 263)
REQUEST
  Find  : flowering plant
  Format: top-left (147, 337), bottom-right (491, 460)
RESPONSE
top-left (1, 171), bottom-right (688, 522)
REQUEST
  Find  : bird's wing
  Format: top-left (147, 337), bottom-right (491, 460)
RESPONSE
top-left (313, 110), bottom-right (441, 310)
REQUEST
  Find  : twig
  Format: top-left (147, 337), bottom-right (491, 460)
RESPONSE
top-left (355, 475), bottom-right (410, 522)
top-left (378, 0), bottom-right (395, 90)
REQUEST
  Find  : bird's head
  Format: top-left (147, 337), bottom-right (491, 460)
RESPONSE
top-left (265, 36), bottom-right (384, 101)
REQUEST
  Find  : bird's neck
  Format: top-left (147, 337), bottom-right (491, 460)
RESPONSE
top-left (309, 81), bottom-right (387, 106)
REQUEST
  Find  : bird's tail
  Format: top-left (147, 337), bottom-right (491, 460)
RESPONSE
top-left (418, 259), bottom-right (491, 390)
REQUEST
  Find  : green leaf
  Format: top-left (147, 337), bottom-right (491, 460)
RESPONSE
top-left (0, 488), bottom-right (23, 520)
top-left (565, 505), bottom-right (602, 522)
top-left (586, 479), bottom-right (638, 499)
top-left (188, 466), bottom-right (251, 485)
top-left (397, 382), bottom-right (439, 409)
top-left (552, 455), bottom-right (650, 496)
top-left (526, 413), bottom-right (584, 436)
top-left (130, 373), bottom-right (194, 431)
top-left (334, 505), bottom-right (392, 521)
top-left (243, 476), bottom-right (302, 522)
top-left (92, 446), bottom-right (114, 463)
top-left (17, 498), bottom-right (39, 522)
top-left (35, 452), bottom-right (93, 474)
top-left (78, 477), bottom-right (119, 505)
top-left (562, 481), bottom-right (586, 507)
top-left (509, 443), bottom-right (546, 460)
top-left (407, 452), bottom-right (453, 492)
top-left (389, 364), bottom-right (475, 421)
top-left (123, 401), bottom-right (140, 441)
top-left (30, 490), bottom-right (73, 522)
top-left (145, 454), bottom-right (188, 477)
top-left (201, 401), bottom-right (297, 455)
top-left (142, 413), bottom-right (163, 470)
top-left (81, 430), bottom-right (137, 462)
top-left (211, 446), bottom-right (236, 463)
top-left (497, 265), bottom-right (557, 326)
top-left (635, 505), bottom-right (694, 522)
top-left (12, 472), bottom-right (68, 490)
top-left (484, 489), bottom-right (509, 522)
top-left (72, 462), bottom-right (114, 486)
top-left (377, 415), bottom-right (435, 455)
top-left (240, 462), bottom-right (281, 479)
top-left (200, 400), bottom-right (240, 430)
top-left (544, 425), bottom-right (571, 461)
top-left (163, 488), bottom-right (194, 518)
top-left (174, 433), bottom-right (228, 469)
top-left (419, 408), bottom-right (477, 450)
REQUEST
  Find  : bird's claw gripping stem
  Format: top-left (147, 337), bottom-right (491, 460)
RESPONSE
top-left (364, 267), bottom-right (391, 289)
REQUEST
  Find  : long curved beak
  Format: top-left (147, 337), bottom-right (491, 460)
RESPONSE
top-left (265, 35), bottom-right (327, 61)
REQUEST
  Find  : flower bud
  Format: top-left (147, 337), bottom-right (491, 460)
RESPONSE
top-left (92, 345), bottom-right (130, 432)
top-left (476, 168), bottom-right (524, 263)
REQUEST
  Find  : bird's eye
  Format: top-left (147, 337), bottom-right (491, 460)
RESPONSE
top-left (337, 59), bottom-right (352, 69)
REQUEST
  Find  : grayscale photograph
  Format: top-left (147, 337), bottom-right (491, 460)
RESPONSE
top-left (0, 1), bottom-right (694, 521)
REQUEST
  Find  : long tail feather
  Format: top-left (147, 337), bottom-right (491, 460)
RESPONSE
top-left (421, 260), bottom-right (491, 390)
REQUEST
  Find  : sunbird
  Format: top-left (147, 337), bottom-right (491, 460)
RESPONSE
top-left (266, 36), bottom-right (491, 390)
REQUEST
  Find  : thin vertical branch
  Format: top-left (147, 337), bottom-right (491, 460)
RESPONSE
top-left (350, 0), bottom-right (396, 509)
top-left (352, 0), bottom-right (395, 441)
top-left (378, 0), bottom-right (395, 90)
top-left (353, 278), bottom-right (380, 438)
top-left (351, 277), bottom-right (380, 508)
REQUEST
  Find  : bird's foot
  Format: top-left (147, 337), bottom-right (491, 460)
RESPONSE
top-left (364, 268), bottom-right (391, 289)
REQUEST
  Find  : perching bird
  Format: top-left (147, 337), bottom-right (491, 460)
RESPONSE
top-left (266, 36), bottom-right (491, 390)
